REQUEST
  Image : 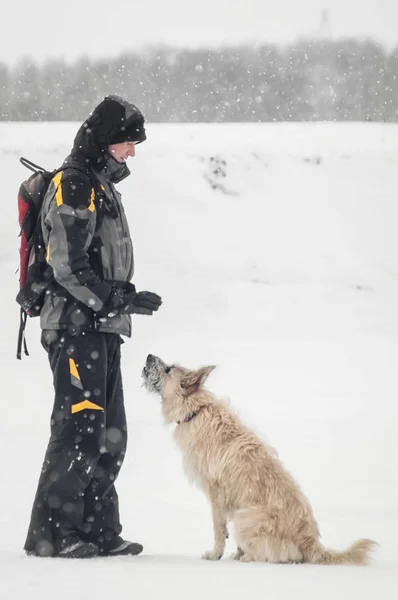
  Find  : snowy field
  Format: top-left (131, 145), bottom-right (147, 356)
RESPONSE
top-left (0, 121), bottom-right (398, 599)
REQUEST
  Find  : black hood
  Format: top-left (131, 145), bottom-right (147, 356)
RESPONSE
top-left (65, 95), bottom-right (146, 183)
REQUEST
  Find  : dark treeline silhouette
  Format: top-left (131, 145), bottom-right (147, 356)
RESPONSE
top-left (1, 38), bottom-right (397, 122)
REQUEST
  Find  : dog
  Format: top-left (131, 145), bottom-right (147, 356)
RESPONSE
top-left (142, 354), bottom-right (377, 564)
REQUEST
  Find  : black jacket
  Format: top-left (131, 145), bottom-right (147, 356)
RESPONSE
top-left (40, 96), bottom-right (146, 337)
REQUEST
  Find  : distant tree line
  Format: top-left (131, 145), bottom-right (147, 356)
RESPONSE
top-left (0, 38), bottom-right (397, 122)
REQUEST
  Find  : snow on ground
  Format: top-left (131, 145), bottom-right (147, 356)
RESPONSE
top-left (0, 121), bottom-right (397, 599)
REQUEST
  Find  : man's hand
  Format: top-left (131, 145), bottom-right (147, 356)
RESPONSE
top-left (104, 283), bottom-right (162, 318)
top-left (122, 290), bottom-right (162, 315)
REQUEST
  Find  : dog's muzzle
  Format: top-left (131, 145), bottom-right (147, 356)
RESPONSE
top-left (142, 354), bottom-right (163, 393)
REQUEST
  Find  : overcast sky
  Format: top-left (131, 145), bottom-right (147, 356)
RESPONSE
top-left (3, 0), bottom-right (398, 64)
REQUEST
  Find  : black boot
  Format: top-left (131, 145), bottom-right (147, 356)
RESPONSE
top-left (97, 536), bottom-right (143, 557)
top-left (57, 538), bottom-right (99, 559)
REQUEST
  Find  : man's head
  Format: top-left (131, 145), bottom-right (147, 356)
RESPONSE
top-left (70, 95), bottom-right (146, 181)
top-left (106, 97), bottom-right (146, 163)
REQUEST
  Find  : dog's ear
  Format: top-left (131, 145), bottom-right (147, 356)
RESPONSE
top-left (180, 365), bottom-right (216, 392)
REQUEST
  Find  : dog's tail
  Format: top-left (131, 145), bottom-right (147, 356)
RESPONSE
top-left (301, 536), bottom-right (378, 566)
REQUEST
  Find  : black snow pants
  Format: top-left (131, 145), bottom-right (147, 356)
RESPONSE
top-left (24, 330), bottom-right (127, 556)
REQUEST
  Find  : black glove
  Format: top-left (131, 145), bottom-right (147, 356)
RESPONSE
top-left (102, 282), bottom-right (162, 317)
top-left (122, 290), bottom-right (162, 315)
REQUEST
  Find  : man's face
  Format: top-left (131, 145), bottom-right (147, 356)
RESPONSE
top-left (108, 141), bottom-right (137, 163)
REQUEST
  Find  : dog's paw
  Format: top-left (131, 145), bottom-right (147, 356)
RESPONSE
top-left (202, 550), bottom-right (222, 561)
top-left (231, 548), bottom-right (244, 561)
top-left (239, 553), bottom-right (254, 563)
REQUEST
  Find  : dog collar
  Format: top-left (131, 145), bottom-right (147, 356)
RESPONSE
top-left (177, 405), bottom-right (205, 425)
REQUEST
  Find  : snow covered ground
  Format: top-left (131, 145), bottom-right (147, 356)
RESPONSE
top-left (0, 121), bottom-right (398, 599)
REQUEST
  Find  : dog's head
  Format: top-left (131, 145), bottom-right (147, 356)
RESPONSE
top-left (142, 354), bottom-right (215, 423)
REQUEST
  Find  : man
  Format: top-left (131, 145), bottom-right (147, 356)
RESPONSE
top-left (24, 95), bottom-right (162, 559)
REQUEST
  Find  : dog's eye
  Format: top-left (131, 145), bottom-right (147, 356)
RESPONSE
top-left (164, 366), bottom-right (172, 374)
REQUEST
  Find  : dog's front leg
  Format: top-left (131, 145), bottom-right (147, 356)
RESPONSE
top-left (202, 491), bottom-right (228, 561)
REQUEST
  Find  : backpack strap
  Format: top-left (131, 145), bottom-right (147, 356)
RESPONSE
top-left (20, 157), bottom-right (46, 173)
top-left (17, 308), bottom-right (29, 360)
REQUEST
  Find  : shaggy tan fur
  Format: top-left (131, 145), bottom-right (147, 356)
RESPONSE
top-left (142, 356), bottom-right (377, 564)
